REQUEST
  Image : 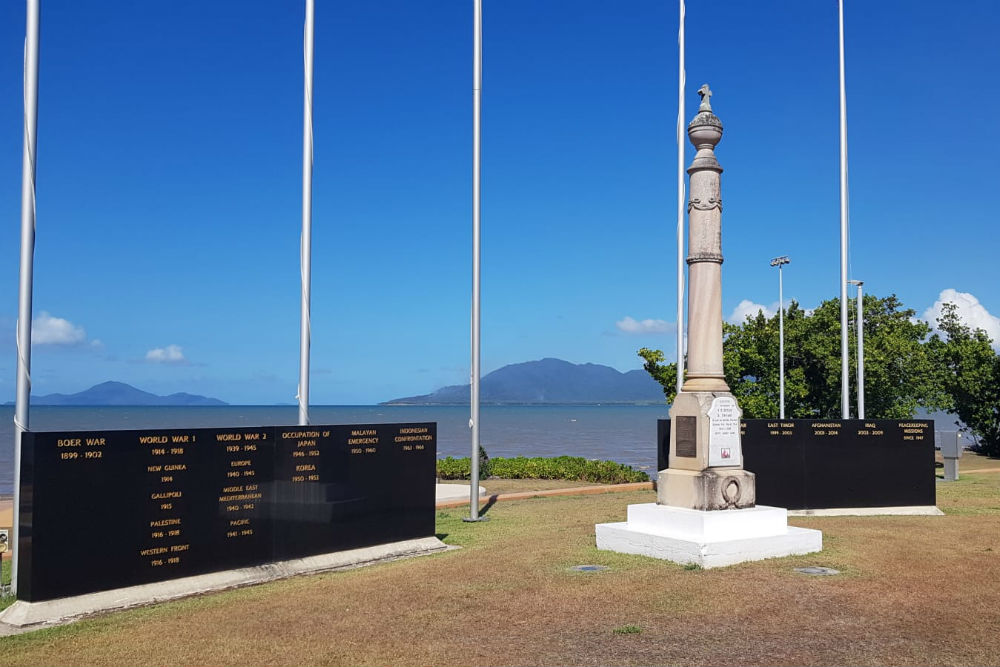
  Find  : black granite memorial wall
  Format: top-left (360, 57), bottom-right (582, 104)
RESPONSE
top-left (657, 419), bottom-right (935, 510)
top-left (17, 422), bottom-right (436, 602)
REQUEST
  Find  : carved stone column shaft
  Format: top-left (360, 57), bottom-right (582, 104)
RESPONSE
top-left (659, 85), bottom-right (755, 511)
top-left (683, 88), bottom-right (728, 392)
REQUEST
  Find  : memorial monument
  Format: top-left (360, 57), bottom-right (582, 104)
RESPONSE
top-left (596, 86), bottom-right (822, 567)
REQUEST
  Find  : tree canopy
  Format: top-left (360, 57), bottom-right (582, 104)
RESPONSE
top-left (927, 302), bottom-right (1000, 456)
top-left (640, 294), bottom-right (997, 447)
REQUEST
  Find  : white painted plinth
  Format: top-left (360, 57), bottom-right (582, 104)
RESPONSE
top-left (596, 503), bottom-right (821, 569)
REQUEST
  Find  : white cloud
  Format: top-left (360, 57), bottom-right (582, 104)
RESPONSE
top-left (923, 289), bottom-right (1000, 349)
top-left (615, 316), bottom-right (674, 335)
top-left (146, 344), bottom-right (188, 365)
top-left (32, 312), bottom-right (87, 345)
top-left (728, 300), bottom-right (778, 324)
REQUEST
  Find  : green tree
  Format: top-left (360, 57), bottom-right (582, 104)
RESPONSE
top-left (641, 293), bottom-right (944, 419)
top-left (638, 347), bottom-right (678, 405)
top-left (927, 303), bottom-right (1000, 456)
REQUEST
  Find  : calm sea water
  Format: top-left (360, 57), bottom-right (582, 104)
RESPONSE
top-left (0, 404), bottom-right (670, 494)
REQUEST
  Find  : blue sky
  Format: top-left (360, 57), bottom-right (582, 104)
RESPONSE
top-left (1, 1), bottom-right (998, 405)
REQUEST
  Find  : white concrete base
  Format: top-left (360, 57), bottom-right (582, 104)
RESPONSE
top-left (435, 483), bottom-right (487, 503)
top-left (596, 503), bottom-right (821, 569)
top-left (788, 505), bottom-right (944, 517)
top-left (0, 536), bottom-right (453, 632)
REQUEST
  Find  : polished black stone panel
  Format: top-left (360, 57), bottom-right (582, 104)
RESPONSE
top-left (17, 422), bottom-right (436, 602)
top-left (657, 418), bottom-right (934, 510)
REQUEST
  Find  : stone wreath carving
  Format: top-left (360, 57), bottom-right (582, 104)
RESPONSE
top-left (688, 197), bottom-right (722, 212)
top-left (721, 477), bottom-right (742, 509)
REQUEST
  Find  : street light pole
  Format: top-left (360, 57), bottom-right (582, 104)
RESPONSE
top-left (848, 280), bottom-right (864, 419)
top-left (770, 256), bottom-right (790, 419)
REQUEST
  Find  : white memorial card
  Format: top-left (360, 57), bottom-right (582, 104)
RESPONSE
top-left (708, 396), bottom-right (742, 467)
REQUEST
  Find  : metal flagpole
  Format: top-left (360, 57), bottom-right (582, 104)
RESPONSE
top-left (298, 0), bottom-right (315, 427)
top-left (466, 0), bottom-right (486, 522)
top-left (849, 280), bottom-right (865, 418)
top-left (676, 0), bottom-right (686, 395)
top-left (13, 0), bottom-right (41, 598)
top-left (838, 0), bottom-right (850, 419)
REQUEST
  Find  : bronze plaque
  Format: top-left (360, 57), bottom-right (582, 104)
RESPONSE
top-left (675, 416), bottom-right (697, 458)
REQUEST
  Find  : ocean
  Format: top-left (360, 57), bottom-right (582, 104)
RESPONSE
top-left (0, 404), bottom-right (670, 494)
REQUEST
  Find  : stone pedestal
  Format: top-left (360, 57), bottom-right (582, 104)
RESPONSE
top-left (661, 391), bottom-right (755, 510)
top-left (659, 468), bottom-right (756, 511)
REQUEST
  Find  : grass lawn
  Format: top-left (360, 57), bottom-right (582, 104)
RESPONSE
top-left (440, 477), bottom-right (617, 496)
top-left (0, 467), bottom-right (998, 666)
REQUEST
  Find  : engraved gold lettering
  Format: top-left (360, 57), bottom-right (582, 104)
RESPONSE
top-left (150, 518), bottom-right (181, 527)
top-left (394, 434), bottom-right (433, 443)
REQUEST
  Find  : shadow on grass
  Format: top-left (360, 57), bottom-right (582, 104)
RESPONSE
top-left (479, 495), bottom-right (500, 516)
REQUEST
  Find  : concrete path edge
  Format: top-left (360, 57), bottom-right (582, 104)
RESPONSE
top-left (0, 536), bottom-right (455, 633)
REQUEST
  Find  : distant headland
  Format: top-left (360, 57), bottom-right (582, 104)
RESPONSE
top-left (382, 358), bottom-right (666, 405)
top-left (4, 381), bottom-right (228, 407)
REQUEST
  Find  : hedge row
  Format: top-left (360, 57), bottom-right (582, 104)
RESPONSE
top-left (437, 455), bottom-right (649, 484)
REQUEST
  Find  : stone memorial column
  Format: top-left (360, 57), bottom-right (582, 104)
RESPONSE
top-left (659, 85), bottom-right (756, 511)
top-left (594, 85), bottom-right (821, 568)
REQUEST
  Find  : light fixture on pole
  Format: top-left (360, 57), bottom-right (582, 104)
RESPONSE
top-left (848, 279), bottom-right (864, 419)
top-left (770, 256), bottom-right (790, 419)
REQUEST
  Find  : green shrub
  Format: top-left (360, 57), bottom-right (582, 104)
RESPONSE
top-left (436, 445), bottom-right (492, 480)
top-left (436, 454), bottom-right (648, 484)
